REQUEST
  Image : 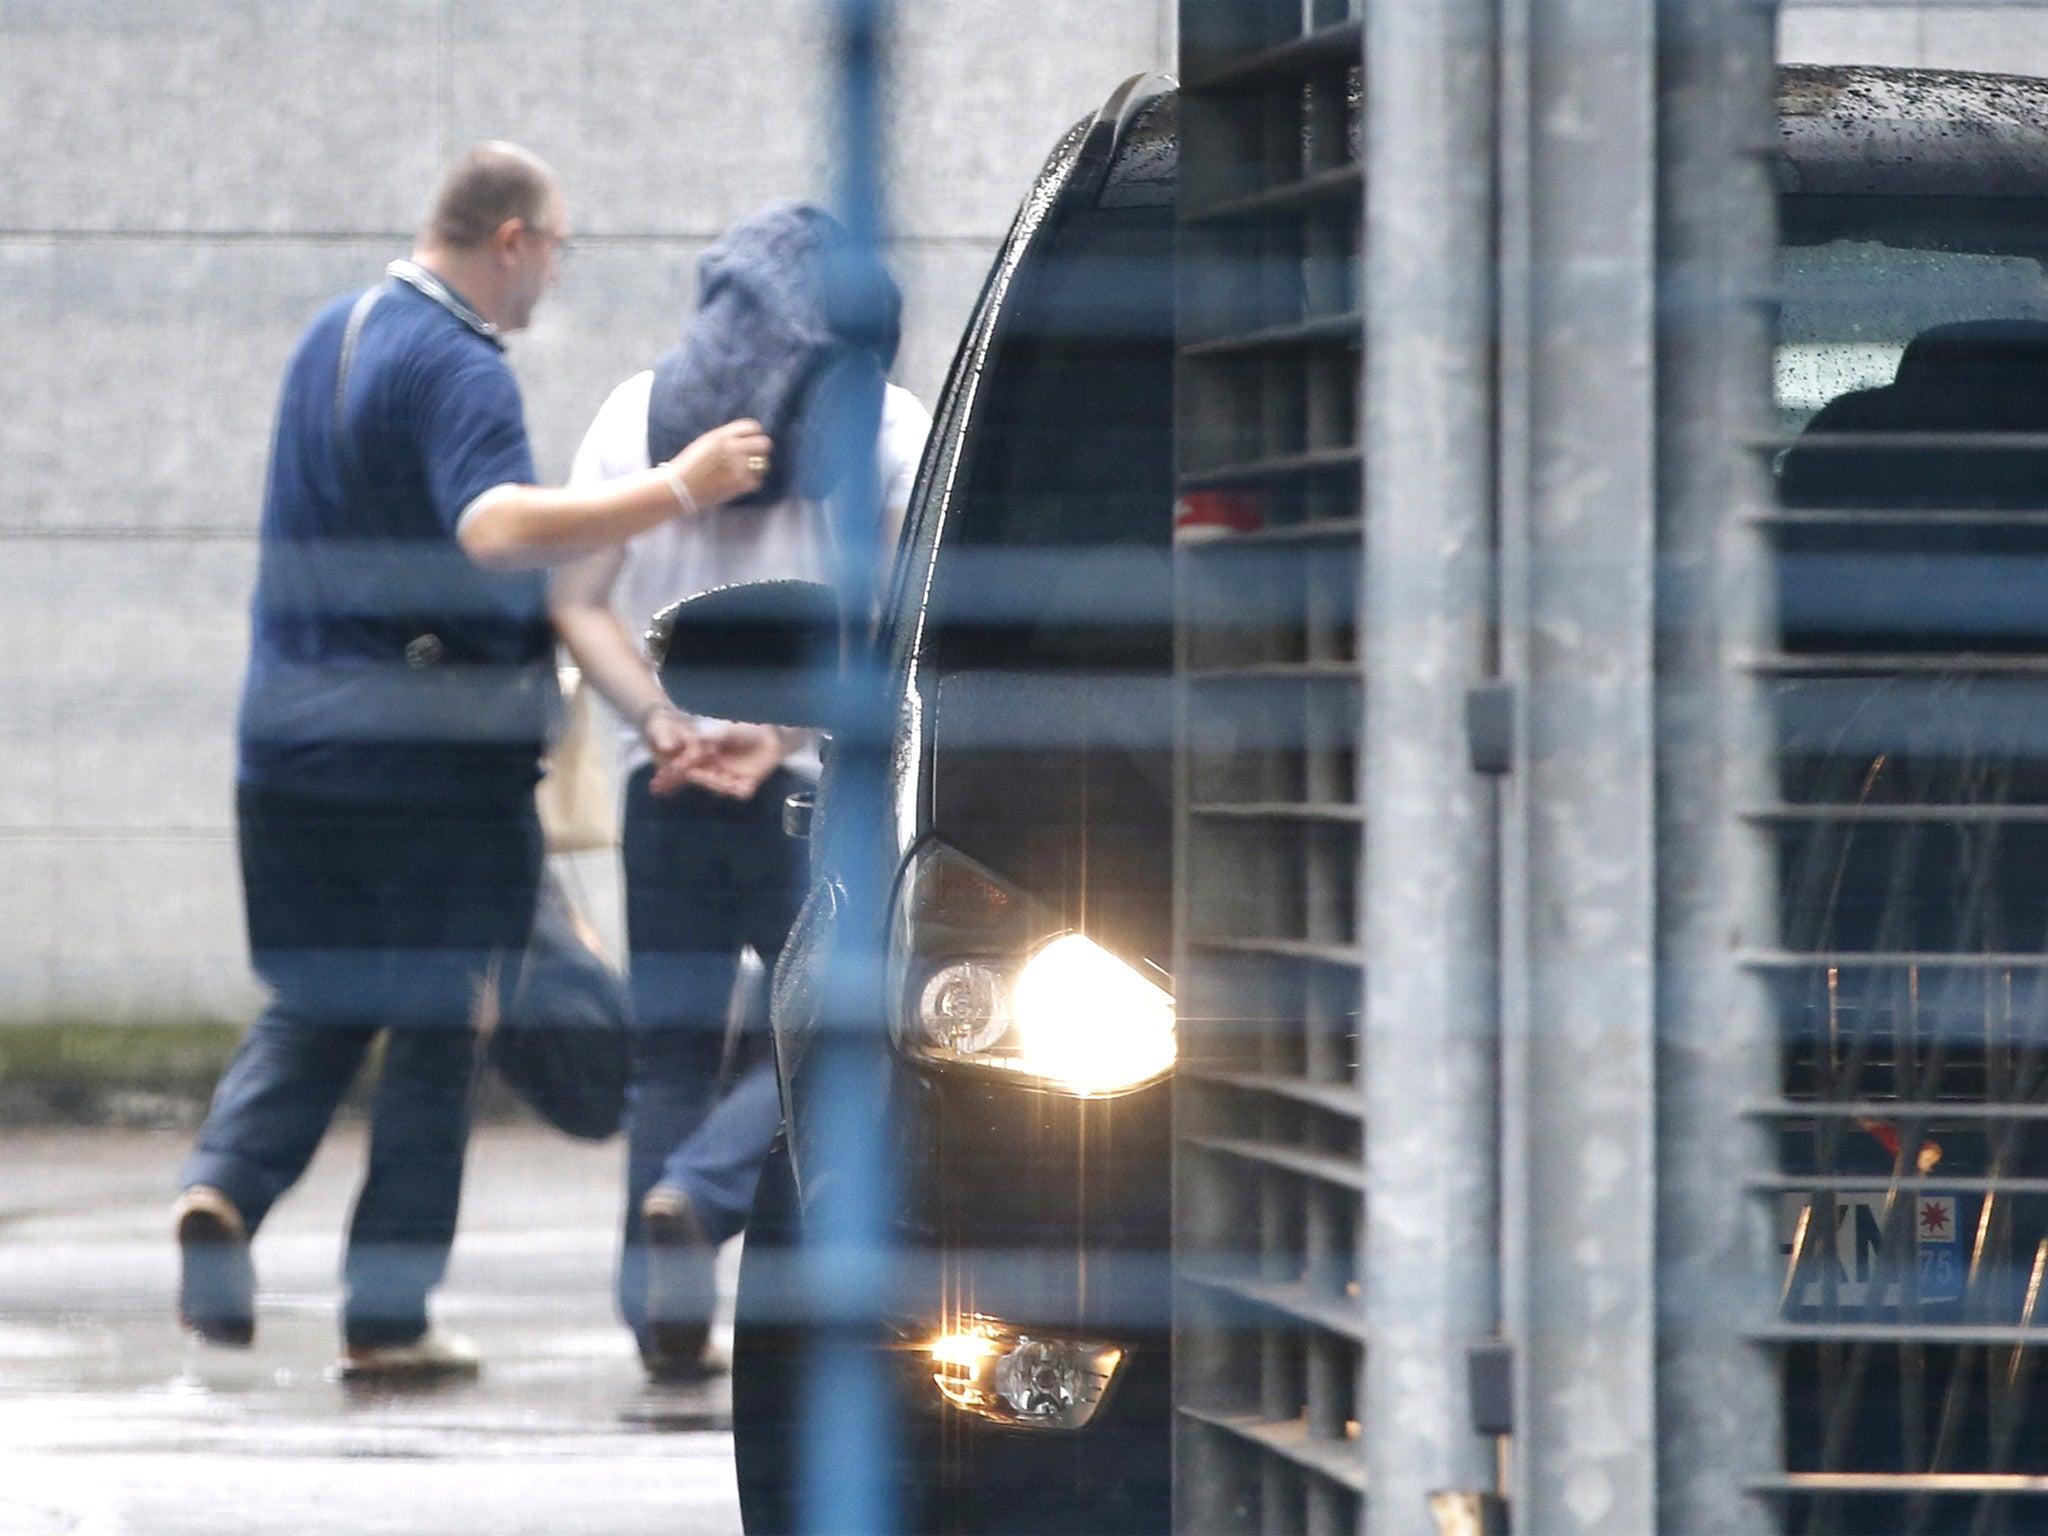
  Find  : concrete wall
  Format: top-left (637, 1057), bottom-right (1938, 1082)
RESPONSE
top-left (1781, 1), bottom-right (2048, 73)
top-left (0, 0), bottom-right (1174, 1026)
top-left (24, 1), bottom-right (2032, 1031)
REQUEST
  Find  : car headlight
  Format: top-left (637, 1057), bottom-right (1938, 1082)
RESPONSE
top-left (889, 842), bottom-right (1174, 1096)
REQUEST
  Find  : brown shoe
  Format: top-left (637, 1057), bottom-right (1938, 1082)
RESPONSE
top-left (641, 1185), bottom-right (717, 1380)
top-left (173, 1185), bottom-right (254, 1347)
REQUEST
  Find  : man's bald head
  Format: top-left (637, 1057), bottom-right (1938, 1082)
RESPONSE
top-left (423, 142), bottom-right (559, 252)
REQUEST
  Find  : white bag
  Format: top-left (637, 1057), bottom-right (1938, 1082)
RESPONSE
top-left (536, 666), bottom-right (619, 854)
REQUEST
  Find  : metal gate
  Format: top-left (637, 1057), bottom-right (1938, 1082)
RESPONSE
top-left (1757, 57), bottom-right (2048, 1536)
top-left (1171, 1), bottom-right (1784, 1531)
top-left (1172, 4), bottom-right (1370, 1531)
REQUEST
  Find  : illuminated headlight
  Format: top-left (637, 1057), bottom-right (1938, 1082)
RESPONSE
top-left (1011, 935), bottom-right (1175, 1094)
top-left (929, 1319), bottom-right (1124, 1430)
top-left (892, 844), bottom-right (1175, 1096)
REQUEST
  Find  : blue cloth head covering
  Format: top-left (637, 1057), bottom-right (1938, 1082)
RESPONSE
top-left (646, 202), bottom-right (902, 509)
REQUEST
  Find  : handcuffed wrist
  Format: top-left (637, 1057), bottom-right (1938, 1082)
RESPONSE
top-left (633, 697), bottom-right (679, 732)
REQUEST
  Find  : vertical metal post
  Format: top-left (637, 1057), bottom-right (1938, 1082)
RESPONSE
top-left (1499, 0), bottom-right (1660, 1529)
top-left (1359, 0), bottom-right (1502, 1528)
top-left (1653, 2), bottom-right (1781, 1530)
top-left (800, 2), bottom-right (898, 1532)
top-left (1492, 0), bottom-right (1537, 1518)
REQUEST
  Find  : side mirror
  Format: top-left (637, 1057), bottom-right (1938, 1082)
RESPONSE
top-left (647, 579), bottom-right (842, 729)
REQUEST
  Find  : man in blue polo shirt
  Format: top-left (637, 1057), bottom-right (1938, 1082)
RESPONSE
top-left (173, 143), bottom-right (773, 1380)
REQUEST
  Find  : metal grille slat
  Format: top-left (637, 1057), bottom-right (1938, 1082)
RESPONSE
top-left (1183, 312), bottom-right (1365, 359)
top-left (1744, 951), bottom-right (2048, 971)
top-left (1182, 1268), bottom-right (1365, 1342)
top-left (1187, 936), bottom-right (1365, 968)
top-left (1177, 1406), bottom-right (1367, 1495)
top-left (1755, 1103), bottom-right (2048, 1125)
top-left (1749, 804), bottom-right (2048, 824)
top-left (1178, 447), bottom-right (1364, 492)
top-left (1174, 9), bottom-right (1367, 1529)
top-left (1184, 163), bottom-right (1364, 226)
top-left (1186, 661), bottom-right (1360, 683)
top-left (1179, 516), bottom-right (1364, 547)
top-left (1758, 509), bottom-right (2048, 532)
top-left (1757, 1175), bottom-right (2048, 1197)
top-left (1181, 1070), bottom-right (1362, 1121)
top-left (1755, 654), bottom-right (2048, 678)
top-left (1757, 431), bottom-right (2048, 453)
top-left (1181, 19), bottom-right (1363, 96)
top-left (1764, 1326), bottom-right (2048, 1347)
top-left (1185, 1135), bottom-right (1368, 1194)
top-left (1764, 1473), bottom-right (2048, 1494)
top-left (1190, 801), bottom-right (1365, 825)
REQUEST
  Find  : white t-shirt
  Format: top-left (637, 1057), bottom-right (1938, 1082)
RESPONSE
top-left (566, 370), bottom-right (932, 776)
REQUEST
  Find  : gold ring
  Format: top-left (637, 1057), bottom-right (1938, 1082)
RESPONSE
top-left (746, 455), bottom-right (768, 474)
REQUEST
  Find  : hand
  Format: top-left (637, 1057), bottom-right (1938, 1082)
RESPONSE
top-left (668, 419), bottom-right (773, 510)
top-left (684, 720), bottom-right (785, 801)
top-left (643, 705), bottom-right (706, 797)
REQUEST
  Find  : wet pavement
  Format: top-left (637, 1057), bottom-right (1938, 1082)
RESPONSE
top-left (0, 1124), bottom-right (743, 1535)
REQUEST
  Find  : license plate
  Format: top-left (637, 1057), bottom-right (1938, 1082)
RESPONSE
top-left (1779, 1192), bottom-right (1964, 1308)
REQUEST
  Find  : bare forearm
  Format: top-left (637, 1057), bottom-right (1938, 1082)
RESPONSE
top-left (460, 470), bottom-right (686, 572)
top-left (550, 600), bottom-right (669, 728)
top-left (462, 416), bottom-right (774, 572)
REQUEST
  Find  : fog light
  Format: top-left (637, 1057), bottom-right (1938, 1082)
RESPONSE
top-left (928, 1318), bottom-right (1124, 1430)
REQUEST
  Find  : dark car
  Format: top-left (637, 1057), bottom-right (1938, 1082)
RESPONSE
top-left (659, 73), bottom-right (1179, 1535)
top-left (1767, 64), bottom-right (2048, 1536)
top-left (657, 61), bottom-right (2048, 1536)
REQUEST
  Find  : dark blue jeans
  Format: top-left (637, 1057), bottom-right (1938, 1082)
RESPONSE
top-left (182, 783), bottom-right (542, 1348)
top-left (617, 764), bottom-right (801, 1340)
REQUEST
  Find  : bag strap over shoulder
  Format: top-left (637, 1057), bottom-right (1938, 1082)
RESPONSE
top-left (331, 283), bottom-right (388, 492)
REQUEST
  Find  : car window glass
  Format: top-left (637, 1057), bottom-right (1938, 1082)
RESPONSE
top-left (913, 167), bottom-right (1177, 961)
top-left (881, 123), bottom-right (1093, 684)
top-left (1776, 240), bottom-right (2048, 434)
top-left (922, 204), bottom-right (1175, 675)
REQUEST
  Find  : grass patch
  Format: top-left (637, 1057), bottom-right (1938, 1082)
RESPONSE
top-left (0, 1020), bottom-right (537, 1129)
top-left (0, 1020), bottom-right (245, 1127)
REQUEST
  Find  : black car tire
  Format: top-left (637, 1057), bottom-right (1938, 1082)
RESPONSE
top-left (733, 1133), bottom-right (803, 1536)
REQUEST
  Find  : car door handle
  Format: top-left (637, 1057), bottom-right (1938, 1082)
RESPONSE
top-left (782, 790), bottom-right (816, 840)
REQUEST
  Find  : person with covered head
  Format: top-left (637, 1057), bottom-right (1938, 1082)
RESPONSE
top-left (550, 201), bottom-right (930, 1380)
top-left (1781, 318), bottom-right (2048, 512)
top-left (1777, 318), bottom-right (2048, 658)
top-left (173, 142), bottom-right (773, 1381)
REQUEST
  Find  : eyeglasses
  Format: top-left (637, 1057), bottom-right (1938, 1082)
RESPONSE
top-left (526, 224), bottom-right (574, 262)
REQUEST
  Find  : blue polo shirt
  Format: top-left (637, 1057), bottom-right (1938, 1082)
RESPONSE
top-left (237, 274), bottom-right (554, 804)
